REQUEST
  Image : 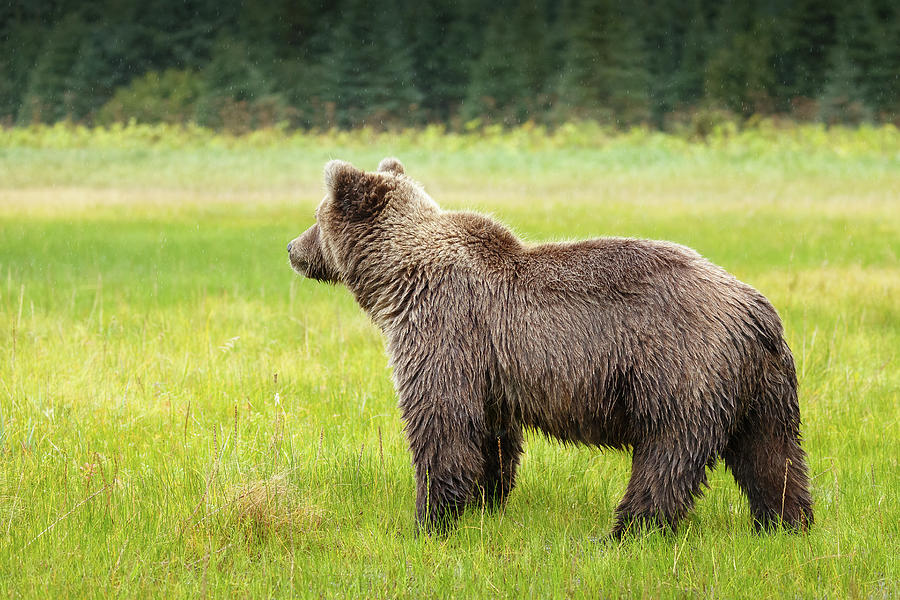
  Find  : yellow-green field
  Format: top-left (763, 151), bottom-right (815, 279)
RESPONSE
top-left (1, 123), bottom-right (898, 598)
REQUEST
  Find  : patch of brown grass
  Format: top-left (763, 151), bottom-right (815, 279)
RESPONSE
top-left (225, 475), bottom-right (325, 542)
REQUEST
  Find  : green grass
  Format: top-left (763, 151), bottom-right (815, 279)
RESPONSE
top-left (1, 125), bottom-right (898, 598)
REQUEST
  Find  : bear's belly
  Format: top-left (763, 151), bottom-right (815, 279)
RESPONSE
top-left (495, 367), bottom-right (639, 450)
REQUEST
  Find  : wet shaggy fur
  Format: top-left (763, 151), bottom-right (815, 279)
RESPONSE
top-left (288, 158), bottom-right (814, 537)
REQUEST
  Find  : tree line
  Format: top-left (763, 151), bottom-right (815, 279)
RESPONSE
top-left (1, 0), bottom-right (897, 131)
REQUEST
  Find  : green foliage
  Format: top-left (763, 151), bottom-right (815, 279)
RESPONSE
top-left (640, 0), bottom-right (711, 126)
top-left (831, 0), bottom-right (899, 121)
top-left (818, 49), bottom-right (874, 126)
top-left (0, 22), bottom-right (45, 124)
top-left (194, 37), bottom-right (298, 131)
top-left (96, 69), bottom-right (206, 126)
top-left (782, 0), bottom-right (840, 100)
top-left (705, 17), bottom-right (778, 116)
top-left (0, 0), bottom-right (898, 130)
top-left (403, 0), bottom-right (482, 123)
top-left (16, 13), bottom-right (88, 124)
top-left (320, 0), bottom-right (422, 128)
top-left (556, 0), bottom-right (650, 125)
top-left (3, 120), bottom-right (897, 160)
top-left (464, 1), bottom-right (556, 125)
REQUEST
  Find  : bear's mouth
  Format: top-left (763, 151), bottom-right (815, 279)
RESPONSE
top-left (289, 255), bottom-right (310, 277)
top-left (290, 255), bottom-right (341, 284)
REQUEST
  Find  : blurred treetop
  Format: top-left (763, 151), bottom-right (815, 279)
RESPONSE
top-left (0, 0), bottom-right (897, 130)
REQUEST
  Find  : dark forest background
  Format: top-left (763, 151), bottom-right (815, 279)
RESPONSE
top-left (1, 0), bottom-right (897, 131)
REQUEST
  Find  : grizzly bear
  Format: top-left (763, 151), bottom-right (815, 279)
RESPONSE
top-left (287, 158), bottom-right (813, 537)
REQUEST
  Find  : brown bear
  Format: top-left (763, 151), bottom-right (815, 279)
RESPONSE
top-left (287, 158), bottom-right (813, 537)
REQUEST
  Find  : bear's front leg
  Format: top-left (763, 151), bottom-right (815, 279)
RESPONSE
top-left (389, 308), bottom-right (493, 533)
top-left (412, 450), bottom-right (484, 533)
top-left (396, 368), bottom-right (487, 534)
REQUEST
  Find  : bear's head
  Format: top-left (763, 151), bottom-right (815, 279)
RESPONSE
top-left (287, 157), bottom-right (437, 285)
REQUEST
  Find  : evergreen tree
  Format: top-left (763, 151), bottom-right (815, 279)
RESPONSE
top-left (638, 0), bottom-right (710, 126)
top-left (704, 15), bottom-right (777, 116)
top-left (0, 19), bottom-right (44, 122)
top-left (845, 0), bottom-right (900, 119)
top-left (874, 2), bottom-right (900, 119)
top-left (321, 0), bottom-right (421, 128)
top-left (269, 2), bottom-right (342, 128)
top-left (0, 0), bottom-right (895, 128)
top-left (818, 47), bottom-right (872, 125)
top-left (403, 0), bottom-right (483, 123)
top-left (202, 36), bottom-right (277, 104)
top-left (782, 0), bottom-right (840, 100)
top-left (464, 0), bottom-right (553, 125)
top-left (557, 0), bottom-right (650, 125)
top-left (17, 13), bottom-right (88, 123)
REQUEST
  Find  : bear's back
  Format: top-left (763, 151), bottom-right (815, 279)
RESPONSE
top-left (440, 211), bottom-right (706, 295)
top-left (521, 237), bottom-right (706, 298)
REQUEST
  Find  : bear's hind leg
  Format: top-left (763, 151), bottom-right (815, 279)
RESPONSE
top-left (611, 441), bottom-right (711, 539)
top-left (477, 426), bottom-right (524, 510)
top-left (723, 427), bottom-right (813, 532)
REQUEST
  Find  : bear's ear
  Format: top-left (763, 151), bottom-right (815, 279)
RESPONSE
top-left (324, 159), bottom-right (363, 199)
top-left (377, 157), bottom-right (405, 176)
top-left (324, 159), bottom-right (391, 220)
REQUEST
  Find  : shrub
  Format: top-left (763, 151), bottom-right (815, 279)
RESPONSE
top-left (96, 69), bottom-right (205, 126)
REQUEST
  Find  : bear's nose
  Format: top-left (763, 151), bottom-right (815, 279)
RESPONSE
top-left (287, 242), bottom-right (292, 253)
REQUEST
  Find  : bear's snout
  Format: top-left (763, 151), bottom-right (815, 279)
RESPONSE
top-left (288, 227), bottom-right (314, 275)
top-left (288, 224), bottom-right (340, 283)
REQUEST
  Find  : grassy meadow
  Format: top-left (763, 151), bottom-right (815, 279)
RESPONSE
top-left (0, 123), bottom-right (898, 598)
